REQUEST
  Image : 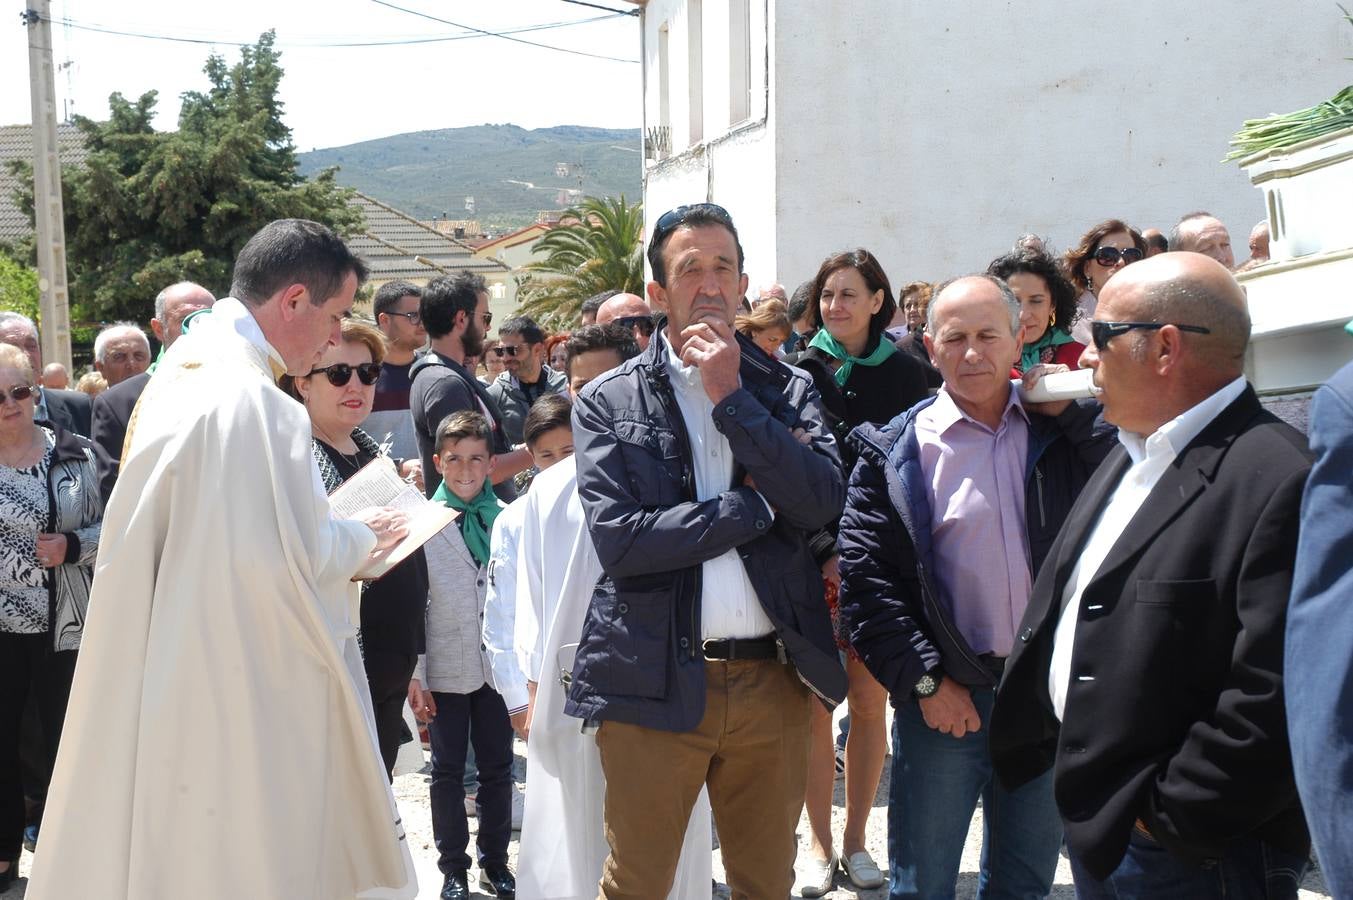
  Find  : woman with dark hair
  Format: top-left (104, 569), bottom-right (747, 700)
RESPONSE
top-left (1063, 219), bottom-right (1147, 343)
top-left (785, 248), bottom-right (929, 895)
top-left (281, 319), bottom-right (429, 782)
top-left (987, 248), bottom-right (1085, 373)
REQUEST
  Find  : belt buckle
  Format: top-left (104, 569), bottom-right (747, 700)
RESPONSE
top-left (701, 638), bottom-right (721, 661)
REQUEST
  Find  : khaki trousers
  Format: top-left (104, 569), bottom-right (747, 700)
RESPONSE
top-left (595, 659), bottom-right (813, 900)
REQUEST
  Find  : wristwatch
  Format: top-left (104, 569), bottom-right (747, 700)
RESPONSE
top-left (914, 669), bottom-right (943, 699)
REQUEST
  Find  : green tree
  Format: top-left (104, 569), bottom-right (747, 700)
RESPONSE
top-left (0, 256), bottom-right (39, 321)
top-left (8, 32), bottom-right (359, 326)
top-left (515, 195), bottom-right (643, 329)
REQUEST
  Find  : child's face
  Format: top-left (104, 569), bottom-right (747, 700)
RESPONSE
top-left (528, 425), bottom-right (574, 472)
top-left (752, 327), bottom-right (789, 358)
top-left (434, 436), bottom-right (494, 501)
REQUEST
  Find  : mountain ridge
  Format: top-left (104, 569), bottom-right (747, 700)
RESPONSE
top-left (298, 123), bottom-right (642, 231)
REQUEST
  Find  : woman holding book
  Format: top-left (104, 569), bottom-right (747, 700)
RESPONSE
top-left (283, 318), bottom-right (429, 780)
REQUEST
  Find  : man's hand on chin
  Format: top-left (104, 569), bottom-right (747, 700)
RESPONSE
top-left (680, 318), bottom-right (741, 404)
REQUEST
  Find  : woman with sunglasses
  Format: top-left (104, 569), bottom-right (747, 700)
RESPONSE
top-left (0, 343), bottom-right (108, 890)
top-left (282, 319), bottom-right (429, 781)
top-left (1064, 219), bottom-right (1147, 345)
top-left (784, 248), bottom-right (929, 895)
top-left (987, 247), bottom-right (1085, 373)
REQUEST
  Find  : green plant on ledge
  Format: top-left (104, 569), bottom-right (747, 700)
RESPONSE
top-left (1224, 6), bottom-right (1353, 161)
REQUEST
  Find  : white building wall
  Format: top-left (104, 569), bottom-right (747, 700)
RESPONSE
top-left (771, 1), bottom-right (1353, 285)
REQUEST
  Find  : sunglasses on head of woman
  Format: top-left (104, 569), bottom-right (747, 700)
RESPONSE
top-left (1092, 246), bottom-right (1145, 267)
top-left (308, 362), bottom-right (382, 387)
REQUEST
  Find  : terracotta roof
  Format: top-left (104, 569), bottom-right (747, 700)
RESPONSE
top-left (472, 222), bottom-right (551, 254)
top-left (348, 192), bottom-right (509, 281)
top-left (0, 123), bottom-right (87, 244)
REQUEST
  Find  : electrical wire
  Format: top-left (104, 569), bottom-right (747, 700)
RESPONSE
top-left (33, 10), bottom-right (630, 50)
top-left (367, 0), bottom-right (638, 63)
top-left (559, 0), bottom-right (639, 15)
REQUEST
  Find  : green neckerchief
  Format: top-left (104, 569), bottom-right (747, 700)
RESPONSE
top-left (1020, 327), bottom-right (1078, 373)
top-left (431, 477), bottom-right (501, 567)
top-left (147, 344), bottom-right (166, 374)
top-left (809, 328), bottom-right (896, 387)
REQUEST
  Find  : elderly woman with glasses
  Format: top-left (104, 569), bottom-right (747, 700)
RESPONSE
top-left (1064, 219), bottom-right (1147, 345)
top-left (0, 344), bottom-right (108, 890)
top-left (281, 319), bottom-right (429, 781)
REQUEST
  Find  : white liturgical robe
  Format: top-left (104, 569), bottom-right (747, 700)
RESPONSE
top-left (514, 456), bottom-right (712, 899)
top-left (27, 299), bottom-right (416, 900)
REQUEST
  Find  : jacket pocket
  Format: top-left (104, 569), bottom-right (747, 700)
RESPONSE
top-left (574, 579), bottom-right (671, 700)
top-left (1134, 578), bottom-right (1216, 606)
top-left (613, 419), bottom-right (683, 507)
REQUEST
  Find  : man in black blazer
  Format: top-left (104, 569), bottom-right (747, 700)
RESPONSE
top-left (0, 311), bottom-right (91, 436)
top-left (91, 282), bottom-right (214, 484)
top-left (989, 252), bottom-right (1312, 899)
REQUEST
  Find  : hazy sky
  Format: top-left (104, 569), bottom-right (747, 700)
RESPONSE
top-left (5, 0), bottom-right (644, 150)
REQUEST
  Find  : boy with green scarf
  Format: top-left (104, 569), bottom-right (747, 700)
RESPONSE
top-left (409, 411), bottom-right (517, 900)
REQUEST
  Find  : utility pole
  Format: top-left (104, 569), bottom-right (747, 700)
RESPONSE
top-left (23, 1), bottom-right (73, 369)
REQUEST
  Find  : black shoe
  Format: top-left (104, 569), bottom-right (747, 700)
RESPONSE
top-left (439, 870), bottom-right (470, 900)
top-left (479, 863), bottom-right (516, 898)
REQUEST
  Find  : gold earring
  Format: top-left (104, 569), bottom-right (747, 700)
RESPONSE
top-left (1049, 310), bottom-right (1056, 327)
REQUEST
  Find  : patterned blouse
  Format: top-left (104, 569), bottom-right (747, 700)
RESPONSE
top-left (0, 428), bottom-right (55, 634)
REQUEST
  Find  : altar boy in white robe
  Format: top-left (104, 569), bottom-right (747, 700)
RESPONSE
top-left (27, 219), bottom-right (417, 900)
top-left (513, 324), bottom-right (713, 899)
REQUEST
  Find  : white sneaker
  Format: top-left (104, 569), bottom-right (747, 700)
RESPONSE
top-left (796, 853), bottom-right (837, 898)
top-left (842, 850), bottom-right (885, 889)
top-left (510, 783), bottom-right (525, 830)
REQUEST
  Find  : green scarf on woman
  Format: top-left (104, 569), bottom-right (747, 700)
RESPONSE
top-left (809, 328), bottom-right (897, 386)
top-left (431, 477), bottom-right (501, 566)
top-left (1020, 327), bottom-right (1078, 373)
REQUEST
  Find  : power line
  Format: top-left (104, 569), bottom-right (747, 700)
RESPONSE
top-left (367, 0), bottom-right (638, 63)
top-left (32, 10), bottom-right (629, 50)
top-left (559, 0), bottom-right (639, 16)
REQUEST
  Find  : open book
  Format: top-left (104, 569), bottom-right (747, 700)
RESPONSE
top-left (328, 455), bottom-right (459, 581)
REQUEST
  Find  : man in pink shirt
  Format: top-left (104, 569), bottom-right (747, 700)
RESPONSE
top-left (838, 275), bottom-right (1115, 897)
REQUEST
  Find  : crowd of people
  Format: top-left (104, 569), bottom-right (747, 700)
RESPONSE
top-left (0, 199), bottom-right (1348, 900)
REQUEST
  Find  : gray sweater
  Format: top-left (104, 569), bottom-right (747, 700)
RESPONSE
top-left (413, 522), bottom-right (494, 695)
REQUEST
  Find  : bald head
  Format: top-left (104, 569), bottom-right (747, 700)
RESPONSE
top-left (153, 281), bottom-right (216, 347)
top-left (597, 292), bottom-right (652, 350)
top-left (1248, 220), bottom-right (1270, 263)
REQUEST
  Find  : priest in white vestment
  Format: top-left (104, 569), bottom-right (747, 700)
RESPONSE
top-left (514, 455), bottom-right (713, 899)
top-left (27, 220), bottom-right (417, 900)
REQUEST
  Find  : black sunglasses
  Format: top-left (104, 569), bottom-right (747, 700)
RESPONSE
top-left (615, 315), bottom-right (655, 336)
top-left (386, 310), bottom-right (421, 325)
top-left (1090, 321), bottom-right (1212, 351)
top-left (651, 203), bottom-right (735, 248)
top-left (490, 345), bottom-right (520, 358)
top-left (1092, 246), bottom-right (1145, 267)
top-left (308, 362), bottom-right (382, 387)
top-left (0, 385), bottom-right (35, 404)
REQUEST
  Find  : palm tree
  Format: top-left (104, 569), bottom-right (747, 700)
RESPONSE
top-left (515, 195), bottom-right (644, 329)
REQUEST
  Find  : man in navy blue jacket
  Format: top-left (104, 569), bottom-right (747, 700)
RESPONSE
top-left (1287, 349), bottom-right (1353, 899)
top-left (569, 203), bottom-right (846, 899)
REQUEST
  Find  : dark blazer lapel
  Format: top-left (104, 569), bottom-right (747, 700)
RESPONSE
top-left (1083, 387), bottom-right (1262, 593)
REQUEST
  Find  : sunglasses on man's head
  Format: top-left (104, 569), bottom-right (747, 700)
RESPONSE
top-left (0, 385), bottom-right (35, 404)
top-left (1092, 246), bottom-right (1145, 267)
top-left (1090, 321), bottom-right (1212, 351)
top-left (651, 203), bottom-right (735, 249)
top-left (490, 345), bottom-right (520, 358)
top-left (308, 362), bottom-right (382, 387)
top-left (615, 315), bottom-right (655, 336)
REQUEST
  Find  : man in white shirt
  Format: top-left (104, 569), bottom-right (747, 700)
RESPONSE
top-left (567, 204), bottom-right (846, 898)
top-left (990, 252), bottom-right (1313, 900)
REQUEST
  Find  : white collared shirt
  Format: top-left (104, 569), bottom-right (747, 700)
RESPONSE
top-left (1049, 375), bottom-right (1248, 719)
top-left (664, 338), bottom-right (776, 641)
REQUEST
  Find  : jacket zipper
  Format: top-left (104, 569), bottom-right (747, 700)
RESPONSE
top-left (649, 364), bottom-right (702, 660)
top-left (44, 448), bottom-right (60, 653)
top-left (1035, 466), bottom-right (1047, 528)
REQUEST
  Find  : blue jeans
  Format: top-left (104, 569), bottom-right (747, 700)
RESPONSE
top-left (888, 687), bottom-right (1062, 900)
top-left (1070, 828), bottom-right (1308, 899)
